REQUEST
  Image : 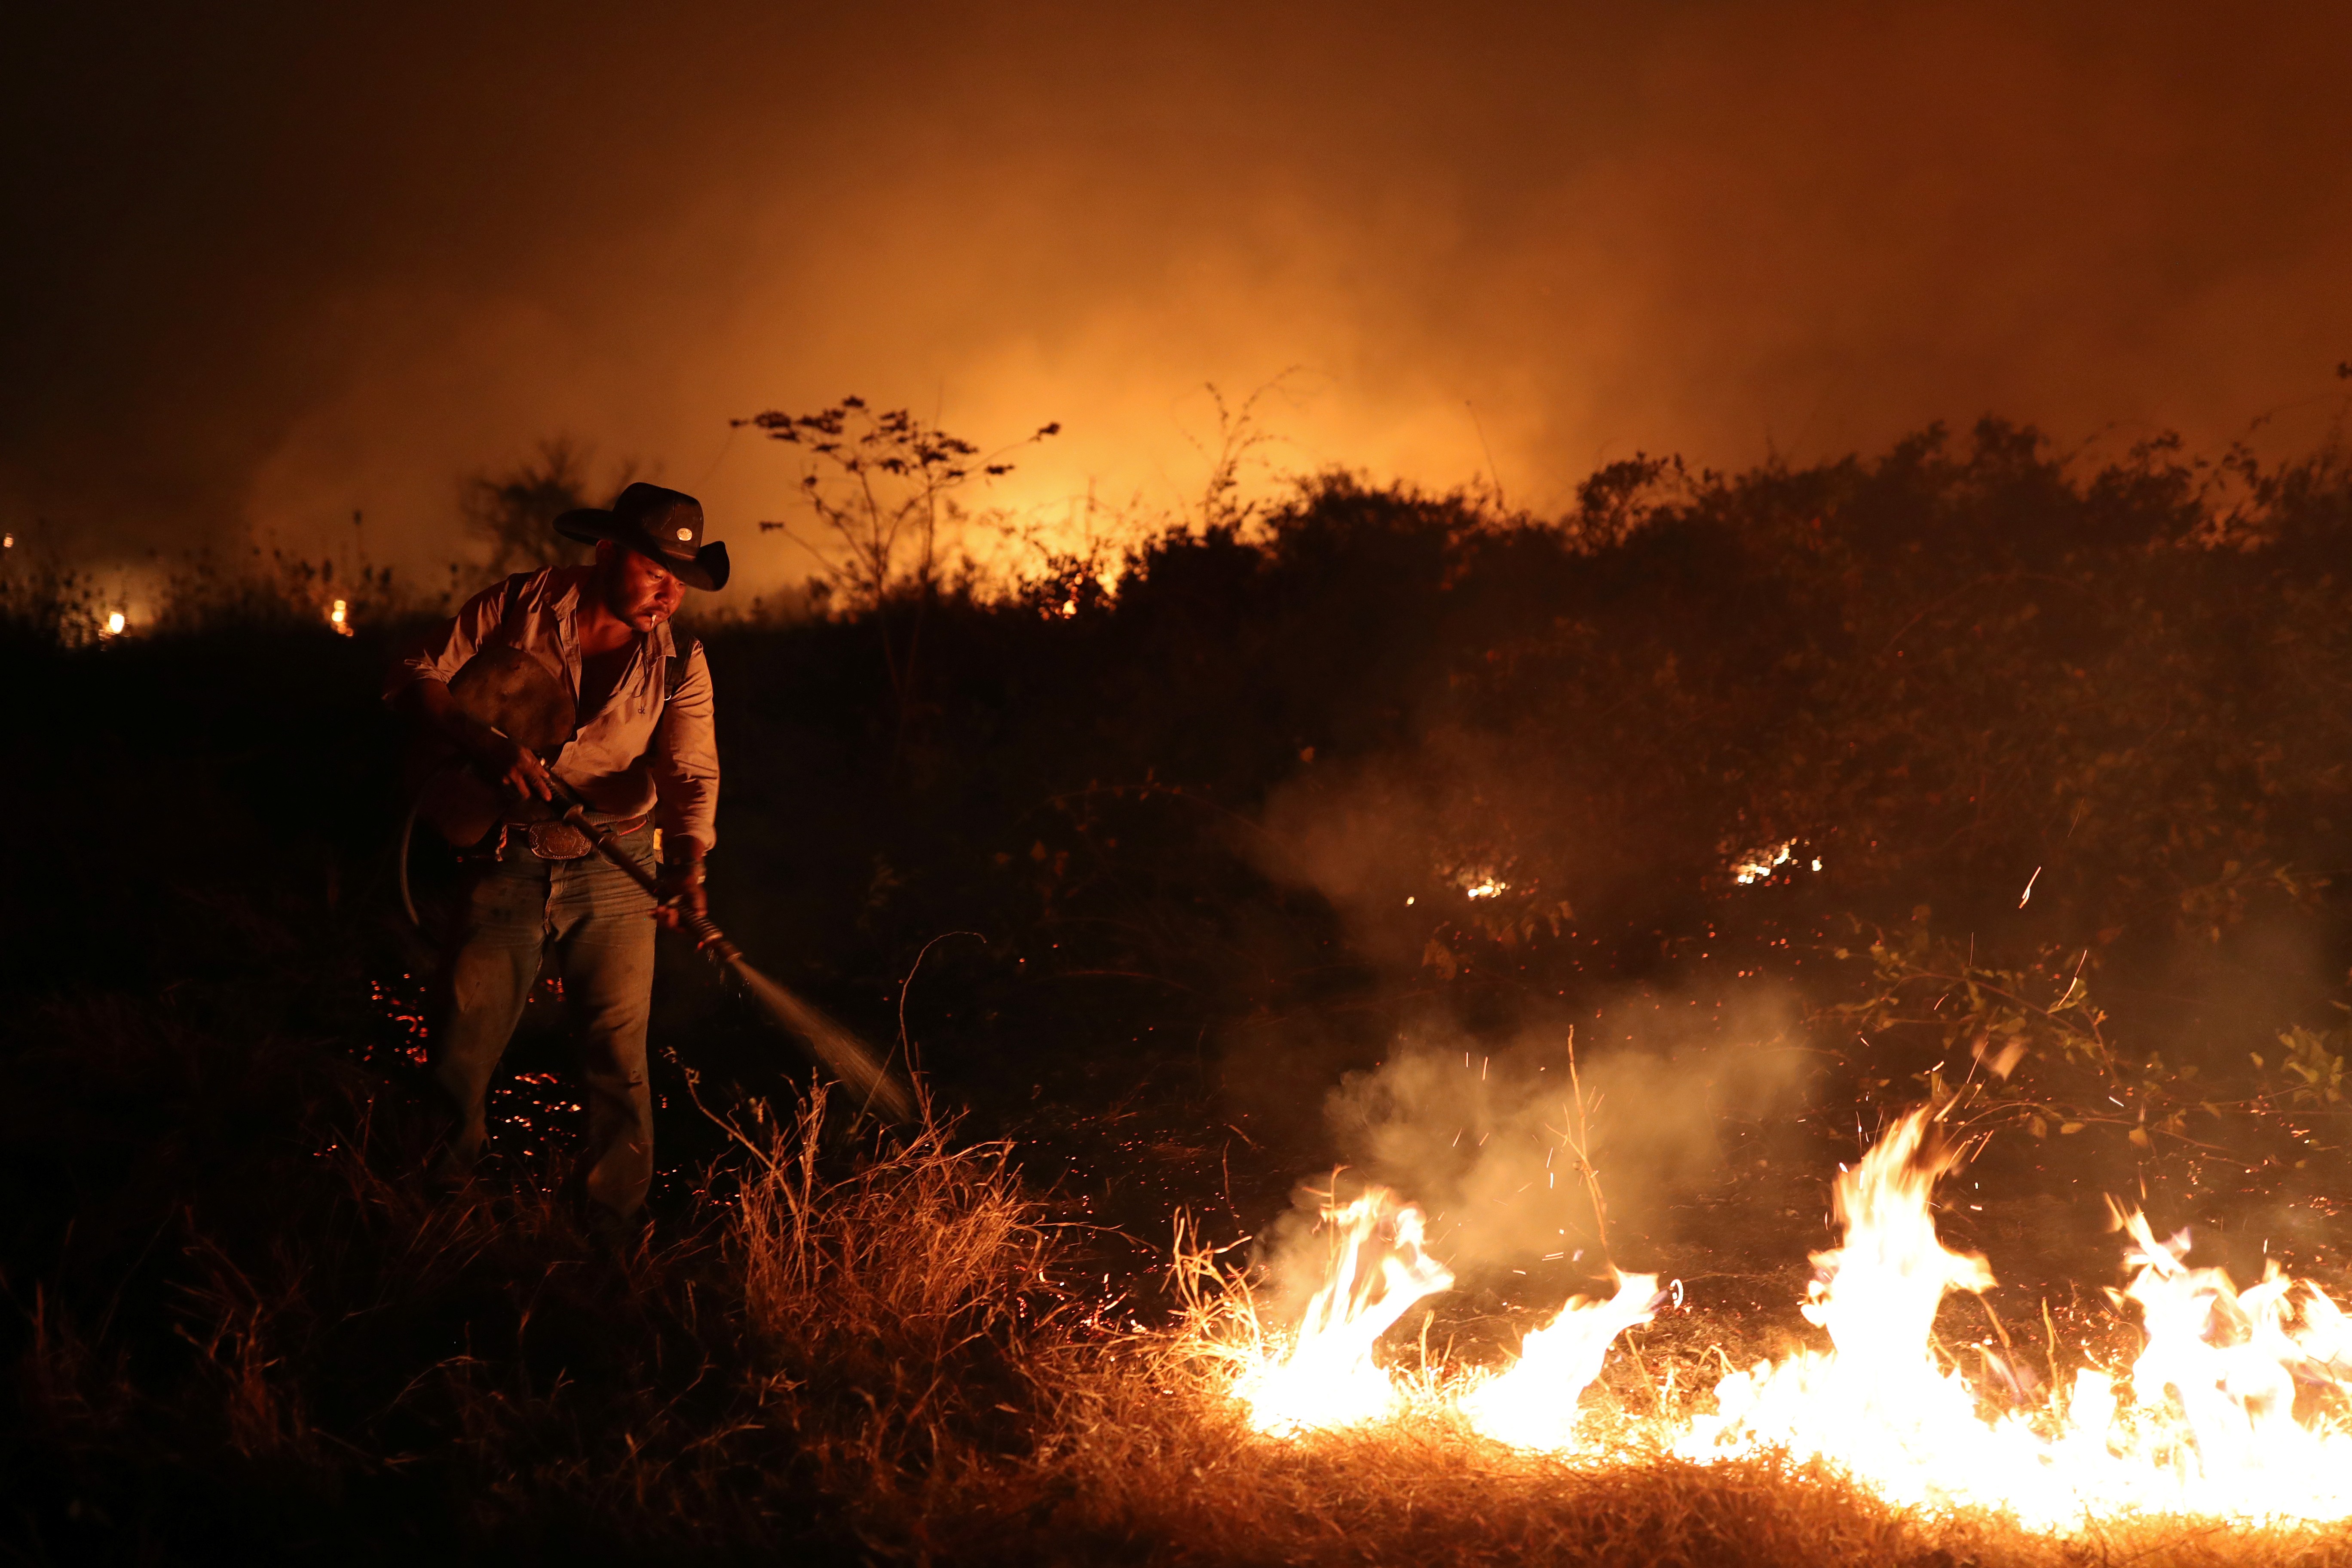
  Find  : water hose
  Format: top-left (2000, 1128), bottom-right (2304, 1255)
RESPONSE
top-left (546, 793), bottom-right (916, 1123)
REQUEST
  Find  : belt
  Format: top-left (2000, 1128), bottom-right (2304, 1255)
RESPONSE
top-left (469, 814), bottom-right (649, 862)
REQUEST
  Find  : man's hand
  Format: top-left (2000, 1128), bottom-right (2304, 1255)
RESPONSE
top-left (656, 855), bottom-right (707, 930)
top-left (473, 732), bottom-right (556, 804)
top-left (404, 677), bottom-right (556, 805)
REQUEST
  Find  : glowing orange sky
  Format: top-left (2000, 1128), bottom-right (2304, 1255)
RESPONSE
top-left (7, 1), bottom-right (2351, 596)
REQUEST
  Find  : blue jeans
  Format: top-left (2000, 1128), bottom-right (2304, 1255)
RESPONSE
top-left (432, 821), bottom-right (658, 1220)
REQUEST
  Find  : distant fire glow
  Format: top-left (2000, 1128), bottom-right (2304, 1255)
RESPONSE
top-left (106, 611), bottom-right (125, 635)
top-left (1731, 839), bottom-right (1821, 884)
top-left (1452, 866), bottom-right (1510, 900)
top-left (330, 598), bottom-right (351, 634)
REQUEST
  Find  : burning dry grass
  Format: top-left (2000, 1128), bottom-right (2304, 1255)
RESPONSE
top-left (16, 1057), bottom-right (2352, 1566)
top-left (986, 1335), bottom-right (2352, 1568)
top-left (1097, 1109), bottom-right (2352, 1565)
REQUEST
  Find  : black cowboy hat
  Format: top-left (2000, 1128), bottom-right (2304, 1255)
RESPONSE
top-left (554, 482), bottom-right (730, 591)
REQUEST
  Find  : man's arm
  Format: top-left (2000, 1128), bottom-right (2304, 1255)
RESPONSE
top-left (402, 677), bottom-right (557, 803)
top-left (649, 641), bottom-right (719, 923)
top-left (387, 573), bottom-right (555, 803)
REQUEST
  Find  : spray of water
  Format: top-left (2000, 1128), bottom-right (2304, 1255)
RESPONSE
top-left (730, 957), bottom-right (916, 1122)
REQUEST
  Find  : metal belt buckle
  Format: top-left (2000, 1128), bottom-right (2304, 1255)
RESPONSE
top-left (526, 821), bottom-right (594, 861)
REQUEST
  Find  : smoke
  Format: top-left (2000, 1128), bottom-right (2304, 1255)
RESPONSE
top-left (1318, 1000), bottom-right (1812, 1280)
top-left (1241, 730), bottom-right (1813, 1283)
top-left (1228, 668), bottom-right (1777, 1280)
top-left (1236, 998), bottom-right (1811, 1326)
top-left (9, 1), bottom-right (2352, 588)
top-left (1248, 747), bottom-right (1468, 969)
top-left (1247, 716), bottom-right (1719, 982)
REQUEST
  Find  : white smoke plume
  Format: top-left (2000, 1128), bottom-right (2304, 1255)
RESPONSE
top-left (1321, 999), bottom-right (1814, 1279)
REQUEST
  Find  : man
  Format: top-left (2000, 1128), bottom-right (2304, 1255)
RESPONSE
top-left (390, 482), bottom-right (728, 1231)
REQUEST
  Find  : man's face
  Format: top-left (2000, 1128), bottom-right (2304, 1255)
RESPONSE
top-left (598, 542), bottom-right (687, 631)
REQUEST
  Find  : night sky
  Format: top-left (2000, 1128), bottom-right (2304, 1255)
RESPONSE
top-left (9, 0), bottom-right (2351, 591)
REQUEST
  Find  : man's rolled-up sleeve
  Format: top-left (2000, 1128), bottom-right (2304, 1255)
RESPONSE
top-left (650, 642), bottom-right (719, 854)
top-left (385, 575), bottom-right (513, 703)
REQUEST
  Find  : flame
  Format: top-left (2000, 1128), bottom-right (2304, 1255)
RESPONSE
top-left (2071, 1208), bottom-right (2352, 1519)
top-left (1673, 1109), bottom-right (2012, 1502)
top-left (1459, 1271), bottom-right (1661, 1451)
top-left (329, 598), bottom-right (351, 634)
top-left (1231, 1188), bottom-right (1455, 1435)
top-left (1732, 839), bottom-right (1800, 884)
top-left (1215, 1106), bottom-right (2352, 1530)
top-left (1674, 1108), bottom-right (2352, 1526)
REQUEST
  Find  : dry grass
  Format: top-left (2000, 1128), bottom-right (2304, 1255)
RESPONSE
top-left (999, 1360), bottom-right (2352, 1568)
top-left (17, 1072), bottom-right (2352, 1567)
top-left (966, 1260), bottom-right (2352, 1568)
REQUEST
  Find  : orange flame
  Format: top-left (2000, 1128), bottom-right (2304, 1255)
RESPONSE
top-left (1459, 1270), bottom-right (1660, 1451)
top-left (1676, 1108), bottom-right (2352, 1525)
top-left (1213, 1106), bottom-right (2352, 1529)
top-left (1231, 1188), bottom-right (1455, 1435)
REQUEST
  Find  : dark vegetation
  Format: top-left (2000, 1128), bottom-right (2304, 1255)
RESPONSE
top-left (8, 418), bottom-right (2352, 1562)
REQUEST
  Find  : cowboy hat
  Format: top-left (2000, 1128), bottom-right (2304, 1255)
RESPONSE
top-left (554, 482), bottom-right (731, 591)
